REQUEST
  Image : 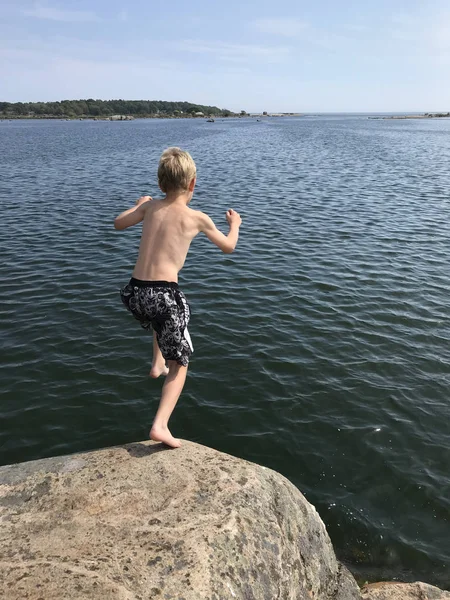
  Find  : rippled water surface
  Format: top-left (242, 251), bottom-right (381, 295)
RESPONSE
top-left (1, 116), bottom-right (449, 587)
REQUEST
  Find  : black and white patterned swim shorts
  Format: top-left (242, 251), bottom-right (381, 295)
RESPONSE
top-left (120, 278), bottom-right (193, 367)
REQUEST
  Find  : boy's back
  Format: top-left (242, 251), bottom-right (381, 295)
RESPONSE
top-left (134, 199), bottom-right (200, 282)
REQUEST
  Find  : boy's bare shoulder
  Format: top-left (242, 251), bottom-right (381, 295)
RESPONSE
top-left (187, 206), bottom-right (204, 215)
top-left (142, 197), bottom-right (160, 213)
top-left (188, 208), bottom-right (211, 228)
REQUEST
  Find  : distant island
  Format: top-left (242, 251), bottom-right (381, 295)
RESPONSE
top-left (0, 99), bottom-right (249, 120)
top-left (369, 112), bottom-right (450, 120)
top-left (0, 100), bottom-right (304, 120)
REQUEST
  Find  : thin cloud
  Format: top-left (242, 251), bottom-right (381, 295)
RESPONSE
top-left (253, 18), bottom-right (308, 37)
top-left (0, 35), bottom-right (180, 72)
top-left (433, 24), bottom-right (450, 50)
top-left (22, 3), bottom-right (99, 23)
top-left (180, 39), bottom-right (290, 63)
top-left (425, 14), bottom-right (450, 52)
top-left (251, 17), bottom-right (351, 51)
top-left (386, 11), bottom-right (450, 60)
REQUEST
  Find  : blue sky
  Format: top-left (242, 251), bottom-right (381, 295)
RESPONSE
top-left (1, 0), bottom-right (450, 112)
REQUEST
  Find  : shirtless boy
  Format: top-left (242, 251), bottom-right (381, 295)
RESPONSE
top-left (114, 147), bottom-right (242, 448)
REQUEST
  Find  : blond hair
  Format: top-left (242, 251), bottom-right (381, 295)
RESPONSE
top-left (158, 147), bottom-right (196, 193)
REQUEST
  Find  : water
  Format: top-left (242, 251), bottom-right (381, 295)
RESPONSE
top-left (1, 116), bottom-right (449, 589)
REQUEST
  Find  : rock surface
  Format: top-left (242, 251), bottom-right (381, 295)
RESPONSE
top-left (361, 582), bottom-right (450, 600)
top-left (0, 441), bottom-right (448, 600)
top-left (0, 440), bottom-right (361, 599)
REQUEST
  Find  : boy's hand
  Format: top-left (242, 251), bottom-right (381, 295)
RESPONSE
top-left (136, 195), bottom-right (152, 206)
top-left (226, 209), bottom-right (242, 227)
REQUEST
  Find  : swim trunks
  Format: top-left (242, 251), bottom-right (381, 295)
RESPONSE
top-left (120, 278), bottom-right (193, 367)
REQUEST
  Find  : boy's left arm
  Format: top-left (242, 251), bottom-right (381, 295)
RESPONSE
top-left (114, 196), bottom-right (151, 230)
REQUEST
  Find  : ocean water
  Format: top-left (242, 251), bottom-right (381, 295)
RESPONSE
top-left (0, 115), bottom-right (449, 588)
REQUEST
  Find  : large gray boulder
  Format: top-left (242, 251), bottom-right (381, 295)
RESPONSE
top-left (361, 582), bottom-right (450, 600)
top-left (0, 440), bottom-right (360, 599)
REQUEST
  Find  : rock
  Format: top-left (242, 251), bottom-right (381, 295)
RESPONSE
top-left (336, 564), bottom-right (363, 600)
top-left (109, 114), bottom-right (134, 121)
top-left (0, 440), bottom-right (361, 600)
top-left (361, 582), bottom-right (450, 599)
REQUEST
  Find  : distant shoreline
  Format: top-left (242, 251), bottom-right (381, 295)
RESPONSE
top-left (0, 113), bottom-right (302, 121)
top-left (369, 112), bottom-right (450, 120)
top-left (0, 99), bottom-right (304, 120)
top-left (2, 112), bottom-right (449, 121)
top-left (0, 115), bottom-right (217, 121)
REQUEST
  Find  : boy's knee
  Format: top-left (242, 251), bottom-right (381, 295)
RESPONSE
top-left (167, 360), bottom-right (187, 372)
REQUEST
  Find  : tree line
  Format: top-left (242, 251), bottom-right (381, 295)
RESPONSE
top-left (0, 99), bottom-right (240, 118)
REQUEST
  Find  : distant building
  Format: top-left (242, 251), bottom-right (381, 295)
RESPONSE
top-left (194, 112), bottom-right (204, 117)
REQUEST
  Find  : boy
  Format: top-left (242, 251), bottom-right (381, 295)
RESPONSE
top-left (115, 147), bottom-right (242, 448)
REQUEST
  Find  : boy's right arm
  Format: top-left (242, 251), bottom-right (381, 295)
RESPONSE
top-left (199, 209), bottom-right (241, 254)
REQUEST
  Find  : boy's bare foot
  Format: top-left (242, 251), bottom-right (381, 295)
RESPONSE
top-left (149, 365), bottom-right (169, 378)
top-left (150, 424), bottom-right (181, 448)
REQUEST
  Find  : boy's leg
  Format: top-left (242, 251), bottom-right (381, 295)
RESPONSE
top-left (149, 331), bottom-right (169, 378)
top-left (150, 360), bottom-right (187, 448)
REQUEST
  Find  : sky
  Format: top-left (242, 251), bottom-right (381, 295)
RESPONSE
top-left (1, 0), bottom-right (450, 112)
